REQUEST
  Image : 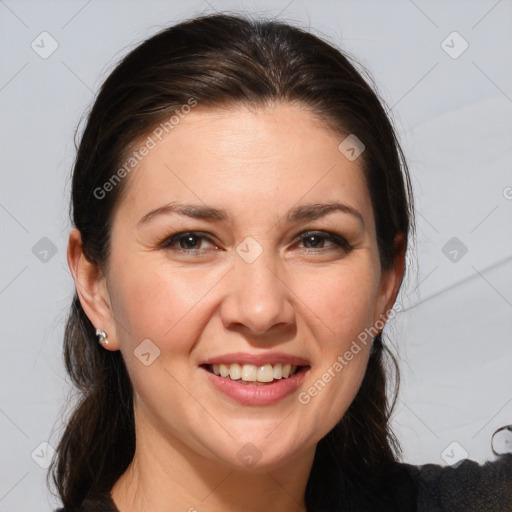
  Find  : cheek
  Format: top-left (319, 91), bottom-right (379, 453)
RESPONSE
top-left (109, 258), bottom-right (217, 348)
top-left (290, 263), bottom-right (378, 425)
top-left (107, 262), bottom-right (215, 431)
top-left (292, 262), bottom-right (380, 348)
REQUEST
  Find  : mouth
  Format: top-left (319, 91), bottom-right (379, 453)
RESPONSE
top-left (198, 352), bottom-right (311, 405)
top-left (200, 362), bottom-right (310, 386)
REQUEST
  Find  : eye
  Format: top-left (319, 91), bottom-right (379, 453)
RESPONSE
top-left (159, 231), bottom-right (219, 253)
top-left (159, 230), bottom-right (352, 255)
top-left (297, 231), bottom-right (352, 252)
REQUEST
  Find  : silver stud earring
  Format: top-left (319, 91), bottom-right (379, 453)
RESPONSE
top-left (96, 328), bottom-right (109, 346)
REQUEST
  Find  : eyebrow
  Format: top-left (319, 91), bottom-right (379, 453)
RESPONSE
top-left (137, 201), bottom-right (365, 228)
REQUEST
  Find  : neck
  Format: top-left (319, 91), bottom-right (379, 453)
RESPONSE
top-left (111, 404), bottom-right (315, 512)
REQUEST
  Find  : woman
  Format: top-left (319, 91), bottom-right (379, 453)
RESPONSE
top-left (50, 13), bottom-right (511, 512)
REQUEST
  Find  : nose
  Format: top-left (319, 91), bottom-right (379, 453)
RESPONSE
top-left (219, 247), bottom-right (295, 336)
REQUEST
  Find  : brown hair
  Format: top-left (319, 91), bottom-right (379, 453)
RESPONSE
top-left (49, 13), bottom-right (414, 510)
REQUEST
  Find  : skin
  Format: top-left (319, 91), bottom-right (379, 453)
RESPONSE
top-left (68, 102), bottom-right (405, 512)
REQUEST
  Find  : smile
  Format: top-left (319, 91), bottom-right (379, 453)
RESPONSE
top-left (198, 352), bottom-right (311, 404)
top-left (207, 362), bottom-right (300, 384)
top-left (200, 364), bottom-right (310, 405)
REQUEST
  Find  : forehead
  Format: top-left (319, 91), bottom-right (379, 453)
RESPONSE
top-left (114, 103), bottom-right (373, 229)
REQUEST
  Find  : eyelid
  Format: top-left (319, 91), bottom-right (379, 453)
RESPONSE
top-left (160, 230), bottom-right (352, 253)
top-left (158, 231), bottom-right (219, 250)
top-left (297, 230), bottom-right (352, 251)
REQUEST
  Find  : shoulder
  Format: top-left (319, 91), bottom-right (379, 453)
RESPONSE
top-left (399, 453), bottom-right (512, 512)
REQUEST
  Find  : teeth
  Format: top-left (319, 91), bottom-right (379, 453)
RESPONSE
top-left (229, 363), bottom-right (242, 380)
top-left (242, 364), bottom-right (257, 382)
top-left (258, 364), bottom-right (274, 382)
top-left (209, 363), bottom-right (299, 383)
top-left (219, 363), bottom-right (229, 377)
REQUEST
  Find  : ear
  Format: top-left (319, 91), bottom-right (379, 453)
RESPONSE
top-left (67, 228), bottom-right (120, 351)
top-left (373, 233), bottom-right (406, 328)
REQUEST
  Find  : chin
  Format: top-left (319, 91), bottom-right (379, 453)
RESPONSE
top-left (215, 433), bottom-right (312, 473)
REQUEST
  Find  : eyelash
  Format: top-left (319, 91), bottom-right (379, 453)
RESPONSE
top-left (158, 230), bottom-right (352, 255)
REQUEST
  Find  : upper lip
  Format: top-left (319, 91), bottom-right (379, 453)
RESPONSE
top-left (199, 352), bottom-right (310, 367)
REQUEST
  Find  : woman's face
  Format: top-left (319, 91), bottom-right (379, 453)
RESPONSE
top-left (85, 103), bottom-right (401, 471)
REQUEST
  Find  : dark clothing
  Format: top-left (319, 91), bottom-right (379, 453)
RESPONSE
top-left (55, 453), bottom-right (512, 511)
top-left (406, 454), bottom-right (512, 511)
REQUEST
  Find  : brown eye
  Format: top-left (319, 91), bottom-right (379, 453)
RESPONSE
top-left (298, 231), bottom-right (352, 252)
top-left (160, 232), bottom-right (218, 253)
top-left (176, 234), bottom-right (203, 249)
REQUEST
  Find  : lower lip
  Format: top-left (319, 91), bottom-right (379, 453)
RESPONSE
top-left (201, 366), bottom-right (309, 405)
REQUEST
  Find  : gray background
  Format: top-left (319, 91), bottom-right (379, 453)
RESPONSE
top-left (1, 1), bottom-right (511, 510)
